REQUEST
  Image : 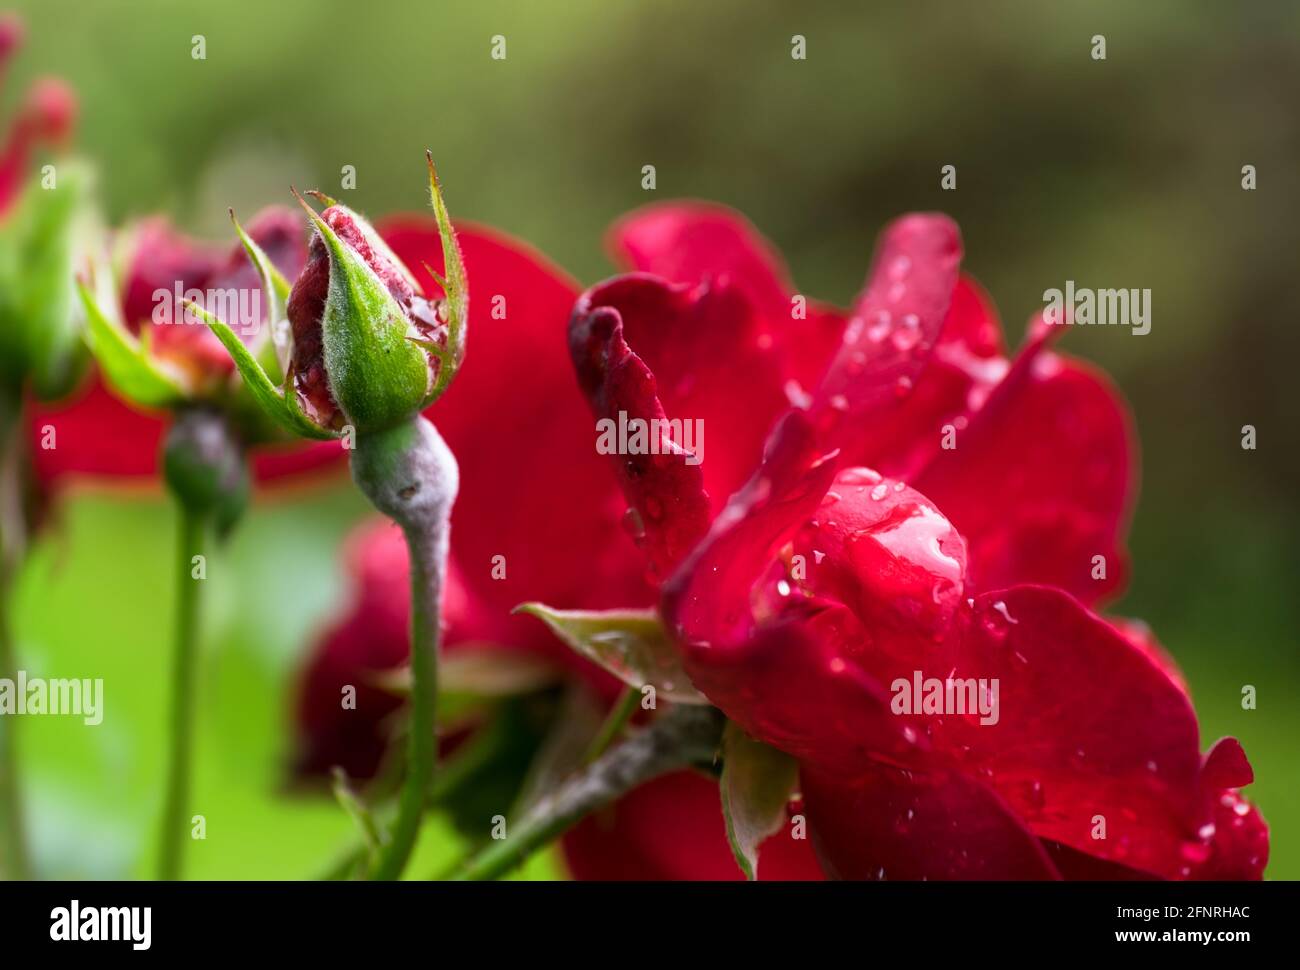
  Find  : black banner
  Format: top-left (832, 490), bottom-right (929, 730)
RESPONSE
top-left (0, 880), bottom-right (1287, 956)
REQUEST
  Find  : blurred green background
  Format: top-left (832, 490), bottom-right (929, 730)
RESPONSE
top-left (5, 0), bottom-right (1297, 878)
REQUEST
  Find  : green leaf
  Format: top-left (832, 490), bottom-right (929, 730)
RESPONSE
top-left (720, 721), bottom-right (800, 880)
top-left (189, 299), bottom-right (337, 441)
top-left (78, 280), bottom-right (187, 408)
top-left (514, 603), bottom-right (708, 704)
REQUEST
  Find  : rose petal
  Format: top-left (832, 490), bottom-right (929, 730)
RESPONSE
top-left (844, 275), bottom-right (1007, 479)
top-left (810, 214), bottom-right (962, 457)
top-left (931, 586), bottom-right (1206, 879)
top-left (608, 202), bottom-right (845, 403)
top-left (804, 763), bottom-right (1061, 880)
top-left (913, 335), bottom-right (1136, 603)
top-left (608, 202), bottom-right (794, 318)
top-left (562, 770), bottom-right (824, 880)
top-left (579, 273), bottom-right (790, 515)
top-left (568, 278), bottom-right (713, 580)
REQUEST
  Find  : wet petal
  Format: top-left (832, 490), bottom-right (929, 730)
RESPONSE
top-left (913, 335), bottom-right (1136, 604)
top-left (563, 770), bottom-right (824, 880)
top-left (804, 763), bottom-right (1061, 880)
top-left (568, 278), bottom-right (713, 579)
top-left (810, 214), bottom-right (962, 458)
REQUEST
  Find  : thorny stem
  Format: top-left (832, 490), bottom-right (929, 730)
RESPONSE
top-left (351, 416), bottom-right (458, 881)
top-left (449, 704), bottom-right (725, 881)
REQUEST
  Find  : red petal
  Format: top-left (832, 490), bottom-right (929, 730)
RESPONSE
top-left (562, 770), bottom-right (824, 880)
top-left (934, 586), bottom-right (1206, 879)
top-left (608, 202), bottom-right (793, 319)
top-left (568, 278), bottom-right (713, 580)
top-left (1193, 791), bottom-right (1268, 880)
top-left (1202, 737), bottom-right (1253, 790)
top-left (26, 376), bottom-right (165, 486)
top-left (803, 763), bottom-right (1061, 880)
top-left (609, 202), bottom-right (846, 403)
top-left (250, 440), bottom-right (346, 484)
top-left (794, 469), bottom-right (969, 651)
top-left (914, 336), bottom-right (1136, 603)
top-left (579, 273), bottom-right (790, 513)
top-left (843, 275), bottom-right (1007, 479)
top-left (809, 214), bottom-right (963, 457)
top-left (120, 217), bottom-right (225, 330)
top-left (664, 415), bottom-right (919, 770)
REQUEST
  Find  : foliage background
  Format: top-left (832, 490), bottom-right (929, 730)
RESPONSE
top-left (6, 0), bottom-right (1297, 878)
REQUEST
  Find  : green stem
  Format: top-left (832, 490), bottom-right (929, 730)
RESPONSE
top-left (369, 522), bottom-right (441, 880)
top-left (157, 505), bottom-right (204, 880)
top-left (450, 705), bottom-right (724, 881)
top-left (0, 393), bottom-right (30, 880)
top-left (582, 686), bottom-right (639, 765)
top-left (351, 417), bottom-right (458, 881)
top-left (0, 565), bottom-right (28, 881)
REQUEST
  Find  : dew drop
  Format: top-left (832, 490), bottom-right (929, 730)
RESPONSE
top-left (622, 507), bottom-right (645, 541)
top-left (866, 310), bottom-right (892, 342)
top-left (838, 468), bottom-right (882, 486)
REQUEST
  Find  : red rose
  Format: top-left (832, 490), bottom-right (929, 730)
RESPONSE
top-left (568, 205), bottom-right (1264, 880)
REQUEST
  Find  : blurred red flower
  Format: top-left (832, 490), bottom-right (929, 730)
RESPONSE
top-left (0, 13), bottom-right (75, 216)
top-left (27, 207), bottom-right (345, 492)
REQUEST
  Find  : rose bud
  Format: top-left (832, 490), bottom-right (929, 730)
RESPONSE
top-left (195, 154), bottom-right (466, 442)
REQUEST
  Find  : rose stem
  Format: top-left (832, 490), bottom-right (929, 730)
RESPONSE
top-left (351, 416), bottom-right (457, 881)
top-left (157, 503), bottom-right (204, 880)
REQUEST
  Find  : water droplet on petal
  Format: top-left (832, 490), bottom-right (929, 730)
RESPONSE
top-left (622, 507), bottom-right (646, 541)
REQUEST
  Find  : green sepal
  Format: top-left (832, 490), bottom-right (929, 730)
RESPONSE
top-left (514, 603), bottom-right (708, 704)
top-left (423, 154), bottom-right (468, 402)
top-left (229, 208), bottom-right (292, 381)
top-left (78, 279), bottom-right (187, 408)
top-left (720, 721), bottom-right (801, 880)
top-left (187, 299), bottom-right (337, 440)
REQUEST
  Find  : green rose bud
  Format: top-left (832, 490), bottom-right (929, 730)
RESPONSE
top-left (194, 155), bottom-right (466, 441)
